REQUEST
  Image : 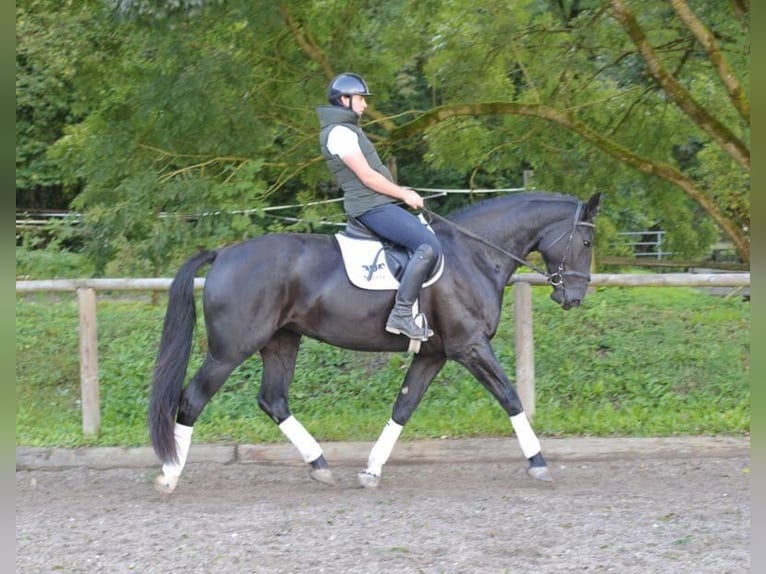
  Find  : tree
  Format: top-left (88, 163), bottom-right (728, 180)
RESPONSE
top-left (380, 0), bottom-right (749, 261)
top-left (18, 0), bottom-right (749, 273)
top-left (16, 0), bottom-right (110, 208)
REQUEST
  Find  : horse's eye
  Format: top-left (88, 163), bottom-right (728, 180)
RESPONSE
top-left (583, 240), bottom-right (592, 247)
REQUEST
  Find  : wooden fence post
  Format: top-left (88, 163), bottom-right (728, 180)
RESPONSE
top-left (514, 281), bottom-right (535, 418)
top-left (77, 287), bottom-right (100, 436)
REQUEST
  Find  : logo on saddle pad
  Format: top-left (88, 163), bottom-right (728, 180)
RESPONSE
top-left (334, 219), bottom-right (444, 291)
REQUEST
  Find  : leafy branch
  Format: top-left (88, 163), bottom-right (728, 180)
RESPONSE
top-left (390, 101), bottom-right (749, 262)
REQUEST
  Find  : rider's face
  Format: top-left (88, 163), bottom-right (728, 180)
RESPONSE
top-left (348, 94), bottom-right (367, 116)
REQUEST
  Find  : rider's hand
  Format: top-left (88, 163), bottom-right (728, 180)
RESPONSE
top-left (401, 187), bottom-right (424, 210)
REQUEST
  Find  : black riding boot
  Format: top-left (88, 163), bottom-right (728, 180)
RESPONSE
top-left (385, 244), bottom-right (436, 341)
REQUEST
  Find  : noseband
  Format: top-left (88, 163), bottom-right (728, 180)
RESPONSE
top-left (423, 201), bottom-right (594, 290)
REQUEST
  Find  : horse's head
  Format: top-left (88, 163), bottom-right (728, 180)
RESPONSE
top-left (538, 192), bottom-right (601, 310)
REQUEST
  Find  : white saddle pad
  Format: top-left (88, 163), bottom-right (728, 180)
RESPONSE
top-left (334, 234), bottom-right (444, 290)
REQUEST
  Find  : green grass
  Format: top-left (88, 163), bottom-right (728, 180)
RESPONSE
top-left (16, 286), bottom-right (749, 448)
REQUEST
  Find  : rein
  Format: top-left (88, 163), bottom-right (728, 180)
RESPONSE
top-left (422, 201), bottom-right (593, 288)
top-left (422, 207), bottom-right (549, 277)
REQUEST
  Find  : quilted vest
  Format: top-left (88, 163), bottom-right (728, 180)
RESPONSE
top-left (317, 105), bottom-right (396, 217)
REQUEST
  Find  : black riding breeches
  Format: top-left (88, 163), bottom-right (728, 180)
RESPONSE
top-left (356, 203), bottom-right (442, 266)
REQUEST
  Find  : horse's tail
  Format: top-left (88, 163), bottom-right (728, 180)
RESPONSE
top-left (149, 249), bottom-right (218, 463)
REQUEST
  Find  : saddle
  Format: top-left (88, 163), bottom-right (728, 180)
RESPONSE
top-left (334, 215), bottom-right (444, 291)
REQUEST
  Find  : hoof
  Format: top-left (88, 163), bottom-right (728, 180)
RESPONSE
top-left (527, 465), bottom-right (553, 483)
top-left (154, 474), bottom-right (179, 494)
top-left (357, 471), bottom-right (380, 489)
top-left (309, 468), bottom-right (336, 486)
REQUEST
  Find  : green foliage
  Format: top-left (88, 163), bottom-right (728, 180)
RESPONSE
top-left (15, 245), bottom-right (93, 280)
top-left (17, 0), bottom-right (749, 274)
top-left (108, 0), bottom-right (222, 20)
top-left (16, 297), bottom-right (82, 446)
top-left (15, 0), bottom-right (108, 201)
top-left (16, 216), bottom-right (94, 279)
top-left (16, 286), bottom-right (749, 447)
top-left (529, 287), bottom-right (749, 435)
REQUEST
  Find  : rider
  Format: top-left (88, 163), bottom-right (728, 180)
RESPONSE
top-left (317, 72), bottom-right (442, 341)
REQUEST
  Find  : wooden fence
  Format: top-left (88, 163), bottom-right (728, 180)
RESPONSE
top-left (16, 273), bottom-right (750, 436)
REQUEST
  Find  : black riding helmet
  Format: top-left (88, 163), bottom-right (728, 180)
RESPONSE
top-left (327, 73), bottom-right (372, 107)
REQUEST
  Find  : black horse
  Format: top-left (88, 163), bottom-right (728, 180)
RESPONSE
top-left (149, 191), bottom-right (601, 492)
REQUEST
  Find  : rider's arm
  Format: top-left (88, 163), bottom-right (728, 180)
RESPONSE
top-left (328, 126), bottom-right (423, 210)
top-left (342, 151), bottom-right (423, 210)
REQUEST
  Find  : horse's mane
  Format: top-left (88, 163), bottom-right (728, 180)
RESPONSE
top-left (447, 191), bottom-right (576, 222)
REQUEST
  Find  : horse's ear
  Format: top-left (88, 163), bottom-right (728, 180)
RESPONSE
top-left (583, 192), bottom-right (602, 221)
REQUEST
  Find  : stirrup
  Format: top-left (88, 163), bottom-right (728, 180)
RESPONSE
top-left (413, 312), bottom-right (433, 340)
top-left (405, 314), bottom-right (432, 354)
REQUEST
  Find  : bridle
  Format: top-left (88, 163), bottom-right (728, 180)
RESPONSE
top-left (537, 200), bottom-right (595, 288)
top-left (423, 200), bottom-right (594, 291)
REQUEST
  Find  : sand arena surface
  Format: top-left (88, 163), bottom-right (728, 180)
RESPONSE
top-left (16, 437), bottom-right (749, 573)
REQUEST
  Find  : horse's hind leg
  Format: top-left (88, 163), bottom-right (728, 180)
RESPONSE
top-left (154, 355), bottom-right (241, 494)
top-left (358, 353), bottom-right (446, 488)
top-left (258, 330), bottom-right (335, 486)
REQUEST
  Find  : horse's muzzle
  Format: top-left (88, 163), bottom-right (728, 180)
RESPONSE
top-left (550, 289), bottom-right (583, 310)
top-left (561, 298), bottom-right (582, 310)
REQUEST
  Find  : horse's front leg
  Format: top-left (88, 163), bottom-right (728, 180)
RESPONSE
top-left (457, 339), bottom-right (553, 483)
top-left (359, 354), bottom-right (446, 488)
top-left (258, 330), bottom-right (335, 486)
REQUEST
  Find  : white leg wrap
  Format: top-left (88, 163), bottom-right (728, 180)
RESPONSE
top-left (510, 412), bottom-right (541, 459)
top-left (161, 423), bottom-right (194, 478)
top-left (279, 415), bottom-right (324, 463)
top-left (366, 419), bottom-right (404, 477)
